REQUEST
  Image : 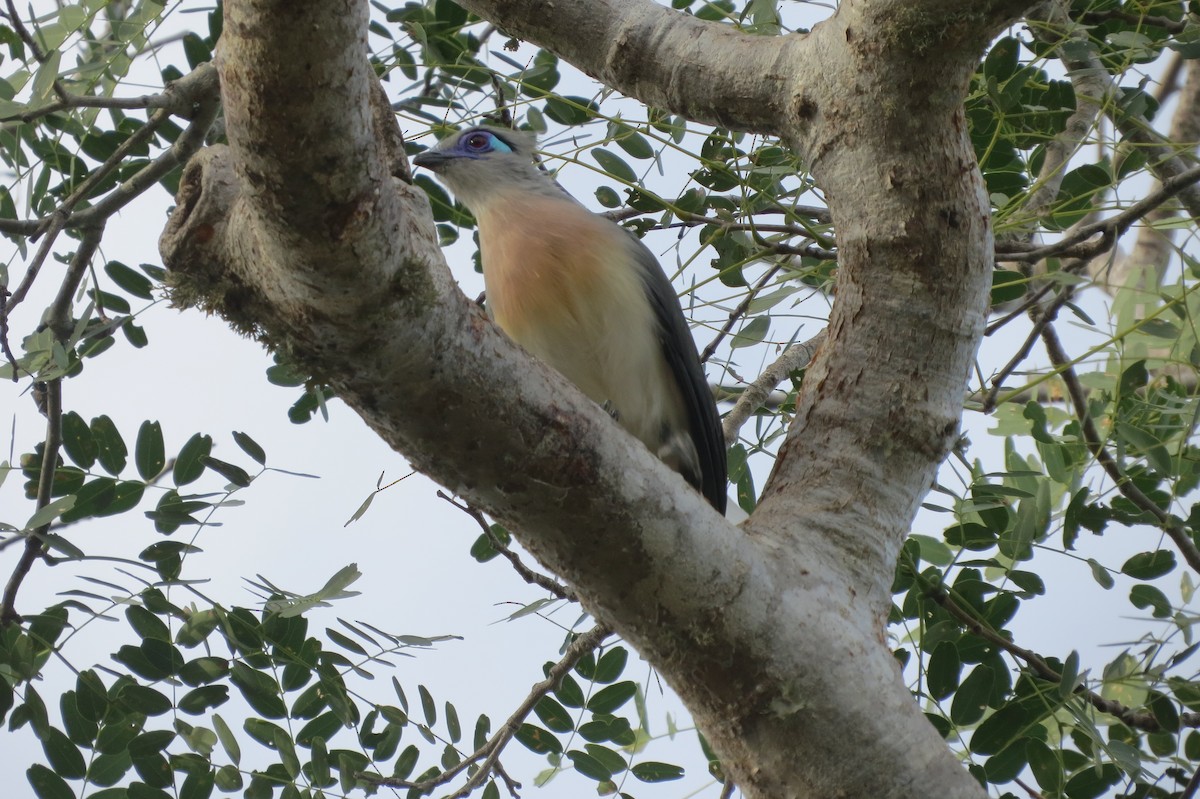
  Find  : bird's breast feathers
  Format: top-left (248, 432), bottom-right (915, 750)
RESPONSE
top-left (475, 194), bottom-right (688, 449)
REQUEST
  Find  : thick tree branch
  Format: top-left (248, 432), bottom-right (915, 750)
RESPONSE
top-left (159, 2), bottom-right (1039, 797)
top-left (454, 0), bottom-right (800, 135)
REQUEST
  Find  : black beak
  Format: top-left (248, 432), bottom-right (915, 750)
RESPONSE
top-left (412, 150), bottom-right (453, 170)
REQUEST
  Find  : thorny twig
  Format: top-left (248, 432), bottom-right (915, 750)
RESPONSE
top-left (369, 623), bottom-right (613, 797)
top-left (436, 491), bottom-right (577, 602)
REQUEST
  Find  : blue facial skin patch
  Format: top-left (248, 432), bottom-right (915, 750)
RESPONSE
top-left (461, 129), bottom-right (513, 156)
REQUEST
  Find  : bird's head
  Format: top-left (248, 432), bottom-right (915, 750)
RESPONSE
top-left (412, 126), bottom-right (549, 209)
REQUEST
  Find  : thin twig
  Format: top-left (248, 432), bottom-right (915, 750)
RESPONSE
top-left (0, 225), bottom-right (102, 618)
top-left (0, 63), bottom-right (220, 239)
top-left (1014, 777), bottom-right (1048, 799)
top-left (3, 92), bottom-right (172, 124)
top-left (1079, 9), bottom-right (1186, 34)
top-left (928, 583), bottom-right (1198, 732)
top-left (1181, 764), bottom-right (1200, 799)
top-left (980, 271), bottom-right (1083, 413)
top-left (722, 330), bottom-right (825, 447)
top-left (1040, 323), bottom-right (1200, 575)
top-left (0, 286), bottom-right (16, 380)
top-left (985, 248), bottom-right (1097, 338)
top-left (5, 210), bottom-right (67, 309)
top-left (700, 263), bottom-right (783, 363)
top-left (3, 0), bottom-right (48, 62)
top-left (1, 379), bottom-right (62, 624)
top-left (995, 164), bottom-right (1200, 263)
top-left (436, 491), bottom-right (576, 601)
top-left (369, 623), bottom-right (613, 796)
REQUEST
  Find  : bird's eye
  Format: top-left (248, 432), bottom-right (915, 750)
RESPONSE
top-left (463, 132), bottom-right (492, 152)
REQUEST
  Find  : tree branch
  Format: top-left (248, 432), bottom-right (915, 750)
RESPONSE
top-left (722, 330), bottom-right (825, 447)
top-left (369, 623), bottom-right (612, 796)
top-left (1040, 323), bottom-right (1200, 574)
top-left (453, 0), bottom-right (800, 135)
top-left (927, 581), bottom-right (1198, 733)
top-left (436, 491), bottom-right (577, 602)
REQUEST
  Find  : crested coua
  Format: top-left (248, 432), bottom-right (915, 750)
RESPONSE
top-left (413, 126), bottom-right (727, 513)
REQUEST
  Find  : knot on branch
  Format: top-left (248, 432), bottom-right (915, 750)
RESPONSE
top-left (158, 145), bottom-right (269, 341)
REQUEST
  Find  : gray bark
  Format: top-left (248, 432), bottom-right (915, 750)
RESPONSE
top-left (160, 0), bottom-right (1034, 795)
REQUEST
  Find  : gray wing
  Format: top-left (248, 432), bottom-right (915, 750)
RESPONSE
top-left (629, 238), bottom-right (727, 514)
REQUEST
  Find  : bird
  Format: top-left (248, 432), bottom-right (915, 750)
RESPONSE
top-left (413, 125), bottom-right (727, 514)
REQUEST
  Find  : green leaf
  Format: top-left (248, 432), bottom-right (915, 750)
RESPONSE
top-left (567, 749), bottom-right (612, 781)
top-left (587, 681), bottom-right (637, 714)
top-left (230, 662), bottom-right (286, 718)
top-left (1087, 558), bottom-right (1114, 589)
top-left (445, 701), bottom-right (461, 743)
top-left (91, 415), bottom-right (128, 475)
top-left (25, 495), bottom-right (76, 531)
top-left (105, 261), bottom-right (154, 299)
top-left (232, 431), bottom-right (266, 465)
top-left (615, 130), bottom-right (655, 160)
top-left (125, 605), bottom-right (169, 642)
top-left (1130, 584), bottom-right (1172, 618)
top-left (926, 642), bottom-right (960, 700)
top-left (310, 737), bottom-right (331, 786)
top-left (173, 434), bottom-right (213, 486)
top-left (119, 685), bottom-right (172, 716)
top-left (631, 761), bottom-right (685, 782)
top-left (212, 715), bottom-right (240, 765)
top-left (990, 270), bottom-right (1027, 305)
top-left (555, 673), bottom-right (585, 708)
top-left (585, 743), bottom-right (628, 775)
top-left (969, 702), bottom-right (1031, 754)
top-left (42, 727), bottom-right (87, 779)
top-left (274, 729), bottom-right (301, 779)
top-left (179, 769), bottom-right (214, 799)
top-left (533, 697), bottom-right (574, 733)
top-left (949, 663), bottom-right (992, 726)
top-left (135, 421), bottom-right (165, 480)
top-left (730, 316), bottom-right (770, 349)
top-left (178, 686), bottom-right (229, 715)
top-left (27, 764), bottom-right (74, 799)
top-left (1121, 550), bottom-right (1176, 580)
top-left (419, 684), bottom-right (436, 726)
top-left (199, 456), bottom-right (251, 488)
top-left (592, 148), bottom-right (637, 183)
top-left (515, 723), bottom-right (562, 754)
top-left (60, 411), bottom-right (96, 468)
top-left (392, 745), bottom-right (419, 780)
top-left (469, 524), bottom-right (510, 562)
top-left (593, 647), bottom-right (628, 683)
top-left (88, 753), bottom-right (132, 787)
